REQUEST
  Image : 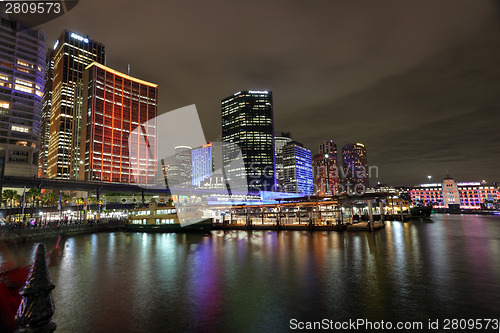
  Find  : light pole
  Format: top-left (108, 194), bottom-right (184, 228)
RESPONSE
top-left (325, 154), bottom-right (329, 196)
top-left (426, 176), bottom-right (433, 206)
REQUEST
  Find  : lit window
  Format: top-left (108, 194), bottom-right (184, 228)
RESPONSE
top-left (11, 125), bottom-right (29, 133)
top-left (15, 79), bottom-right (33, 87)
top-left (17, 60), bottom-right (33, 68)
top-left (0, 101), bottom-right (9, 108)
top-left (14, 85), bottom-right (34, 94)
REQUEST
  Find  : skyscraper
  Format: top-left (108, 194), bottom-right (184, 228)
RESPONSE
top-left (47, 30), bottom-right (105, 179)
top-left (161, 146), bottom-right (192, 187)
top-left (192, 144), bottom-right (212, 187)
top-left (193, 142), bottom-right (225, 190)
top-left (342, 143), bottom-right (369, 189)
top-left (313, 140), bottom-right (339, 195)
top-left (274, 132), bottom-right (292, 191)
top-left (79, 62), bottom-right (158, 184)
top-left (0, 15), bottom-right (46, 177)
top-left (283, 141), bottom-right (313, 195)
top-left (38, 48), bottom-right (54, 178)
top-left (221, 90), bottom-right (275, 192)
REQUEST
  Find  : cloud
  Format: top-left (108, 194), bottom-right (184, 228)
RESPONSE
top-left (39, 0), bottom-right (500, 185)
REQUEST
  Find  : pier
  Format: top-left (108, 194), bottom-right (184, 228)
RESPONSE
top-left (213, 193), bottom-right (411, 232)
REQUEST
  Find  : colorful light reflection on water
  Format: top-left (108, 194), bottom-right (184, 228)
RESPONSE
top-left (1, 214), bottom-right (499, 332)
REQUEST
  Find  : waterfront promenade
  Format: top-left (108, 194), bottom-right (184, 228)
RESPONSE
top-left (0, 219), bottom-right (125, 243)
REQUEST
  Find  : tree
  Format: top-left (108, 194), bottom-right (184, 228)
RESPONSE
top-left (2, 189), bottom-right (18, 222)
top-left (74, 198), bottom-right (85, 222)
top-left (74, 198), bottom-right (84, 205)
top-left (41, 193), bottom-right (57, 207)
top-left (27, 188), bottom-right (42, 209)
top-left (61, 193), bottom-right (72, 204)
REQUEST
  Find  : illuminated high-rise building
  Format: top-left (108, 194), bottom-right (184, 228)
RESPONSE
top-left (221, 90), bottom-right (275, 192)
top-left (0, 15), bottom-right (46, 177)
top-left (283, 141), bottom-right (313, 195)
top-left (79, 62), bottom-right (158, 184)
top-left (313, 140), bottom-right (339, 195)
top-left (161, 146), bottom-right (192, 188)
top-left (342, 143), bottom-right (369, 188)
top-left (47, 30), bottom-right (105, 179)
top-left (192, 143), bottom-right (213, 187)
top-left (274, 132), bottom-right (292, 191)
top-left (38, 48), bottom-right (54, 177)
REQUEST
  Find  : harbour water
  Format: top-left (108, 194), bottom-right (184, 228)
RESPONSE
top-left (1, 214), bottom-right (500, 332)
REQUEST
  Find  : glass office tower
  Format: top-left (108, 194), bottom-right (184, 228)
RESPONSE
top-left (342, 142), bottom-right (369, 188)
top-left (0, 14), bottom-right (46, 177)
top-left (38, 48), bottom-right (53, 177)
top-left (274, 132), bottom-right (292, 192)
top-left (47, 30), bottom-right (105, 179)
top-left (221, 90), bottom-right (275, 193)
top-left (283, 141), bottom-right (313, 195)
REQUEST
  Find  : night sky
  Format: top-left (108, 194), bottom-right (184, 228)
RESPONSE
top-left (40, 0), bottom-right (500, 186)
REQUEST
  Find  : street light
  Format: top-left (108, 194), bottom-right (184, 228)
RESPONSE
top-left (324, 154), bottom-right (330, 196)
top-left (428, 175), bottom-right (432, 182)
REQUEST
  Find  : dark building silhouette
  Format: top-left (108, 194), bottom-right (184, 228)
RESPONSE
top-left (342, 143), bottom-right (369, 190)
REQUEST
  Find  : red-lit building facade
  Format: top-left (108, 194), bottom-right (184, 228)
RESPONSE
top-left (313, 140), bottom-right (340, 195)
top-left (411, 177), bottom-right (499, 210)
top-left (79, 63), bottom-right (158, 184)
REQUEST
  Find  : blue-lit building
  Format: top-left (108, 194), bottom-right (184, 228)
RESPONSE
top-left (0, 14), bottom-right (46, 177)
top-left (221, 90), bottom-right (276, 193)
top-left (192, 143), bottom-right (213, 187)
top-left (283, 141), bottom-right (313, 195)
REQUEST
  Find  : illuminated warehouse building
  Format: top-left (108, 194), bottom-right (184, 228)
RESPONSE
top-left (79, 62), bottom-right (158, 184)
top-left (47, 30), bottom-right (105, 179)
top-left (221, 90), bottom-right (276, 192)
top-left (0, 15), bottom-right (46, 177)
top-left (342, 143), bottom-right (369, 188)
top-left (411, 177), bottom-right (499, 210)
top-left (283, 141), bottom-right (313, 195)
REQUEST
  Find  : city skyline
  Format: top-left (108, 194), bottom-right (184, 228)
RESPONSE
top-left (1, 4), bottom-right (500, 333)
top-left (36, 0), bottom-right (500, 186)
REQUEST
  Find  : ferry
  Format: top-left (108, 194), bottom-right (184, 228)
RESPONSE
top-left (125, 202), bottom-right (213, 232)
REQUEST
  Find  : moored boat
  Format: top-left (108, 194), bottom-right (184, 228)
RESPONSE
top-left (125, 202), bottom-right (212, 233)
top-left (410, 206), bottom-right (432, 218)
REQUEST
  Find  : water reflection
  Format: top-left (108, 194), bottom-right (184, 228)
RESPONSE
top-left (0, 214), bottom-right (499, 332)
